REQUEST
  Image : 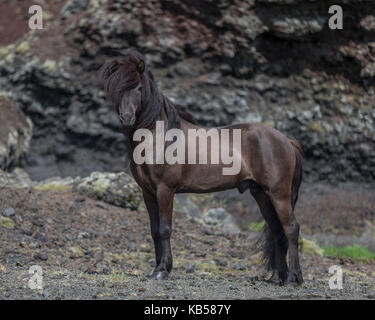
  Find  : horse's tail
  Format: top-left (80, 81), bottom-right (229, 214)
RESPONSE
top-left (289, 139), bottom-right (303, 210)
top-left (259, 216), bottom-right (289, 273)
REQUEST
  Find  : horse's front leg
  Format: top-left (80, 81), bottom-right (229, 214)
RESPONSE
top-left (151, 184), bottom-right (174, 280)
top-left (143, 190), bottom-right (162, 268)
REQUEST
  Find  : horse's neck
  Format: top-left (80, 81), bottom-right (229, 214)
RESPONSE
top-left (127, 109), bottom-right (168, 151)
top-left (123, 127), bottom-right (135, 151)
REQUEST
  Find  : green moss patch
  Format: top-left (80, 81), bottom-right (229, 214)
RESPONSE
top-left (323, 245), bottom-right (375, 262)
top-left (0, 217), bottom-right (15, 229)
top-left (34, 184), bottom-right (71, 192)
top-left (249, 221), bottom-right (265, 232)
top-left (308, 121), bottom-right (324, 133)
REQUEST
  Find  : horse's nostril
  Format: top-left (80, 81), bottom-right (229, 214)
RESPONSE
top-left (119, 113), bottom-right (135, 125)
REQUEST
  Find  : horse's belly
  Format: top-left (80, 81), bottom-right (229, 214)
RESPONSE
top-left (177, 164), bottom-right (245, 193)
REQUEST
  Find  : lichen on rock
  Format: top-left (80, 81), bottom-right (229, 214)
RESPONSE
top-left (73, 171), bottom-right (142, 210)
top-left (1, 169), bottom-right (143, 211)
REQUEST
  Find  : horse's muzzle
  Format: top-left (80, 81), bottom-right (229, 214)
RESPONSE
top-left (119, 113), bottom-right (136, 126)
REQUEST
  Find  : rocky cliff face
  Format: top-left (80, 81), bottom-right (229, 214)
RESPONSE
top-left (0, 94), bottom-right (33, 170)
top-left (0, 0), bottom-right (374, 182)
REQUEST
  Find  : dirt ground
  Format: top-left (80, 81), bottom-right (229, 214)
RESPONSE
top-left (0, 184), bottom-right (374, 300)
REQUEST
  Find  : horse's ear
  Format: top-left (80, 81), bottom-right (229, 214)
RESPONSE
top-left (137, 60), bottom-right (145, 74)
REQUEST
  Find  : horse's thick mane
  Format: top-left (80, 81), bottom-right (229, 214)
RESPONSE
top-left (100, 50), bottom-right (196, 130)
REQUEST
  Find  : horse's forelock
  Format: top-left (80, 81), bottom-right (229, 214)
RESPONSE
top-left (100, 54), bottom-right (146, 106)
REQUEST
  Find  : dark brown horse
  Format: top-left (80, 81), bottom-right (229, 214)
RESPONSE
top-left (101, 50), bottom-right (303, 285)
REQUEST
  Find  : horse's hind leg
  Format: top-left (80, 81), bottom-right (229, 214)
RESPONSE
top-left (250, 188), bottom-right (288, 285)
top-left (269, 196), bottom-right (303, 285)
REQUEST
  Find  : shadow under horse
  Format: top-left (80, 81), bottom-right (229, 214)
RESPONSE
top-left (101, 50), bottom-right (304, 286)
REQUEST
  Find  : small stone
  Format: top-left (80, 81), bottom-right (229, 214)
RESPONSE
top-left (101, 266), bottom-right (110, 274)
top-left (34, 252), bottom-right (48, 261)
top-left (140, 244), bottom-right (150, 252)
top-left (43, 289), bottom-right (50, 298)
top-left (235, 262), bottom-right (246, 270)
top-left (5, 246), bottom-right (16, 254)
top-left (214, 258), bottom-right (227, 267)
top-left (68, 246), bottom-right (84, 258)
top-left (29, 242), bottom-right (39, 249)
top-left (21, 223), bottom-right (33, 235)
top-left (3, 208), bottom-right (15, 217)
top-left (77, 232), bottom-right (89, 239)
top-left (96, 202), bottom-right (109, 209)
top-left (32, 218), bottom-right (44, 227)
top-left (185, 262), bottom-right (196, 273)
top-left (35, 233), bottom-right (49, 243)
top-left (128, 242), bottom-right (136, 251)
top-left (74, 197), bottom-right (86, 203)
top-left (203, 228), bottom-right (214, 235)
top-left (87, 267), bottom-right (98, 275)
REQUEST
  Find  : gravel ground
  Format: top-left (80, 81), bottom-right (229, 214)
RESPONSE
top-left (0, 188), bottom-right (374, 300)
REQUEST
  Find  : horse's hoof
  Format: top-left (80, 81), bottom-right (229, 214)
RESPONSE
top-left (265, 272), bottom-right (279, 285)
top-left (265, 277), bottom-right (279, 285)
top-left (265, 271), bottom-right (287, 286)
top-left (287, 272), bottom-right (303, 286)
top-left (151, 270), bottom-right (169, 280)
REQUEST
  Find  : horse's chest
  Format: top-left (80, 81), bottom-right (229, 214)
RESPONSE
top-left (130, 163), bottom-right (155, 192)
